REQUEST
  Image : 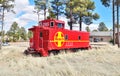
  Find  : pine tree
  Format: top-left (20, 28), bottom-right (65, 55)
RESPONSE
top-left (65, 0), bottom-right (75, 30)
top-left (101, 0), bottom-right (111, 7)
top-left (51, 0), bottom-right (65, 20)
top-left (98, 22), bottom-right (108, 31)
top-left (0, 0), bottom-right (14, 49)
top-left (19, 27), bottom-right (27, 41)
top-left (73, 0), bottom-right (99, 31)
top-left (34, 0), bottom-right (47, 22)
top-left (86, 26), bottom-right (90, 32)
top-left (48, 7), bottom-right (56, 19)
top-left (7, 22), bottom-right (20, 42)
top-left (28, 31), bottom-right (33, 39)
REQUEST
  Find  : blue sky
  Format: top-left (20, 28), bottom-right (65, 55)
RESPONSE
top-left (93, 0), bottom-right (112, 29)
top-left (29, 0), bottom-right (34, 5)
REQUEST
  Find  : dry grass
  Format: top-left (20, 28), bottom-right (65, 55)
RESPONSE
top-left (0, 42), bottom-right (120, 76)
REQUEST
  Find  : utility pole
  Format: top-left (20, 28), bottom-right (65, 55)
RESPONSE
top-left (116, 0), bottom-right (120, 47)
top-left (112, 0), bottom-right (115, 45)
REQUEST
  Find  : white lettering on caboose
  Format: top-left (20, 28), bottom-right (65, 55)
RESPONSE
top-left (65, 42), bottom-right (73, 46)
top-left (43, 22), bottom-right (49, 26)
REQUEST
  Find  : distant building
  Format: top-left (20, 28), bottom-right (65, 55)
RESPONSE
top-left (90, 31), bottom-right (113, 42)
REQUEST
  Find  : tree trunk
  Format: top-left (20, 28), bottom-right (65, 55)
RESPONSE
top-left (44, 6), bottom-right (46, 20)
top-left (37, 12), bottom-right (40, 24)
top-left (0, 7), bottom-right (5, 49)
top-left (70, 22), bottom-right (72, 30)
top-left (112, 0), bottom-right (115, 45)
top-left (79, 16), bottom-right (82, 31)
top-left (57, 5), bottom-right (58, 20)
top-left (70, 7), bottom-right (72, 30)
top-left (117, 0), bottom-right (120, 47)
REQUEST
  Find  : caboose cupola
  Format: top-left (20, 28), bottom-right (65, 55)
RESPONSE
top-left (39, 19), bottom-right (65, 29)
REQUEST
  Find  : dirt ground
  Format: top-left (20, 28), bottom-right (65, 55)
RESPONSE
top-left (0, 42), bottom-right (120, 76)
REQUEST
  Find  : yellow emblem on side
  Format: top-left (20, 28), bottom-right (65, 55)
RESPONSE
top-left (54, 32), bottom-right (65, 47)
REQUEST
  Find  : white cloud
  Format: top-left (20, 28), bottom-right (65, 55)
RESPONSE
top-left (3, 0), bottom-right (50, 31)
top-left (3, 0), bottom-right (38, 31)
top-left (14, 0), bottom-right (29, 13)
top-left (88, 23), bottom-right (99, 31)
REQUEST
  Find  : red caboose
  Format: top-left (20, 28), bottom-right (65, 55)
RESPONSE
top-left (24, 19), bottom-right (90, 57)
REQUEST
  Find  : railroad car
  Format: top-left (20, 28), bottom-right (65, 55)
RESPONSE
top-left (24, 19), bottom-right (90, 56)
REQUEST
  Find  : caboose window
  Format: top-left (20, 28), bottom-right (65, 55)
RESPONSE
top-left (50, 22), bottom-right (54, 27)
top-left (40, 32), bottom-right (43, 37)
top-left (78, 36), bottom-right (81, 40)
top-left (65, 35), bottom-right (68, 40)
top-left (58, 23), bottom-right (63, 28)
top-left (39, 21), bottom-right (42, 26)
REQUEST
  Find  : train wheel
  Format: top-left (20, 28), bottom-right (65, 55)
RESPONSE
top-left (24, 50), bottom-right (29, 55)
top-left (32, 52), bottom-right (41, 57)
top-left (49, 50), bottom-right (60, 56)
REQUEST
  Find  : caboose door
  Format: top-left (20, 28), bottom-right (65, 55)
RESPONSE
top-left (39, 32), bottom-right (43, 48)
